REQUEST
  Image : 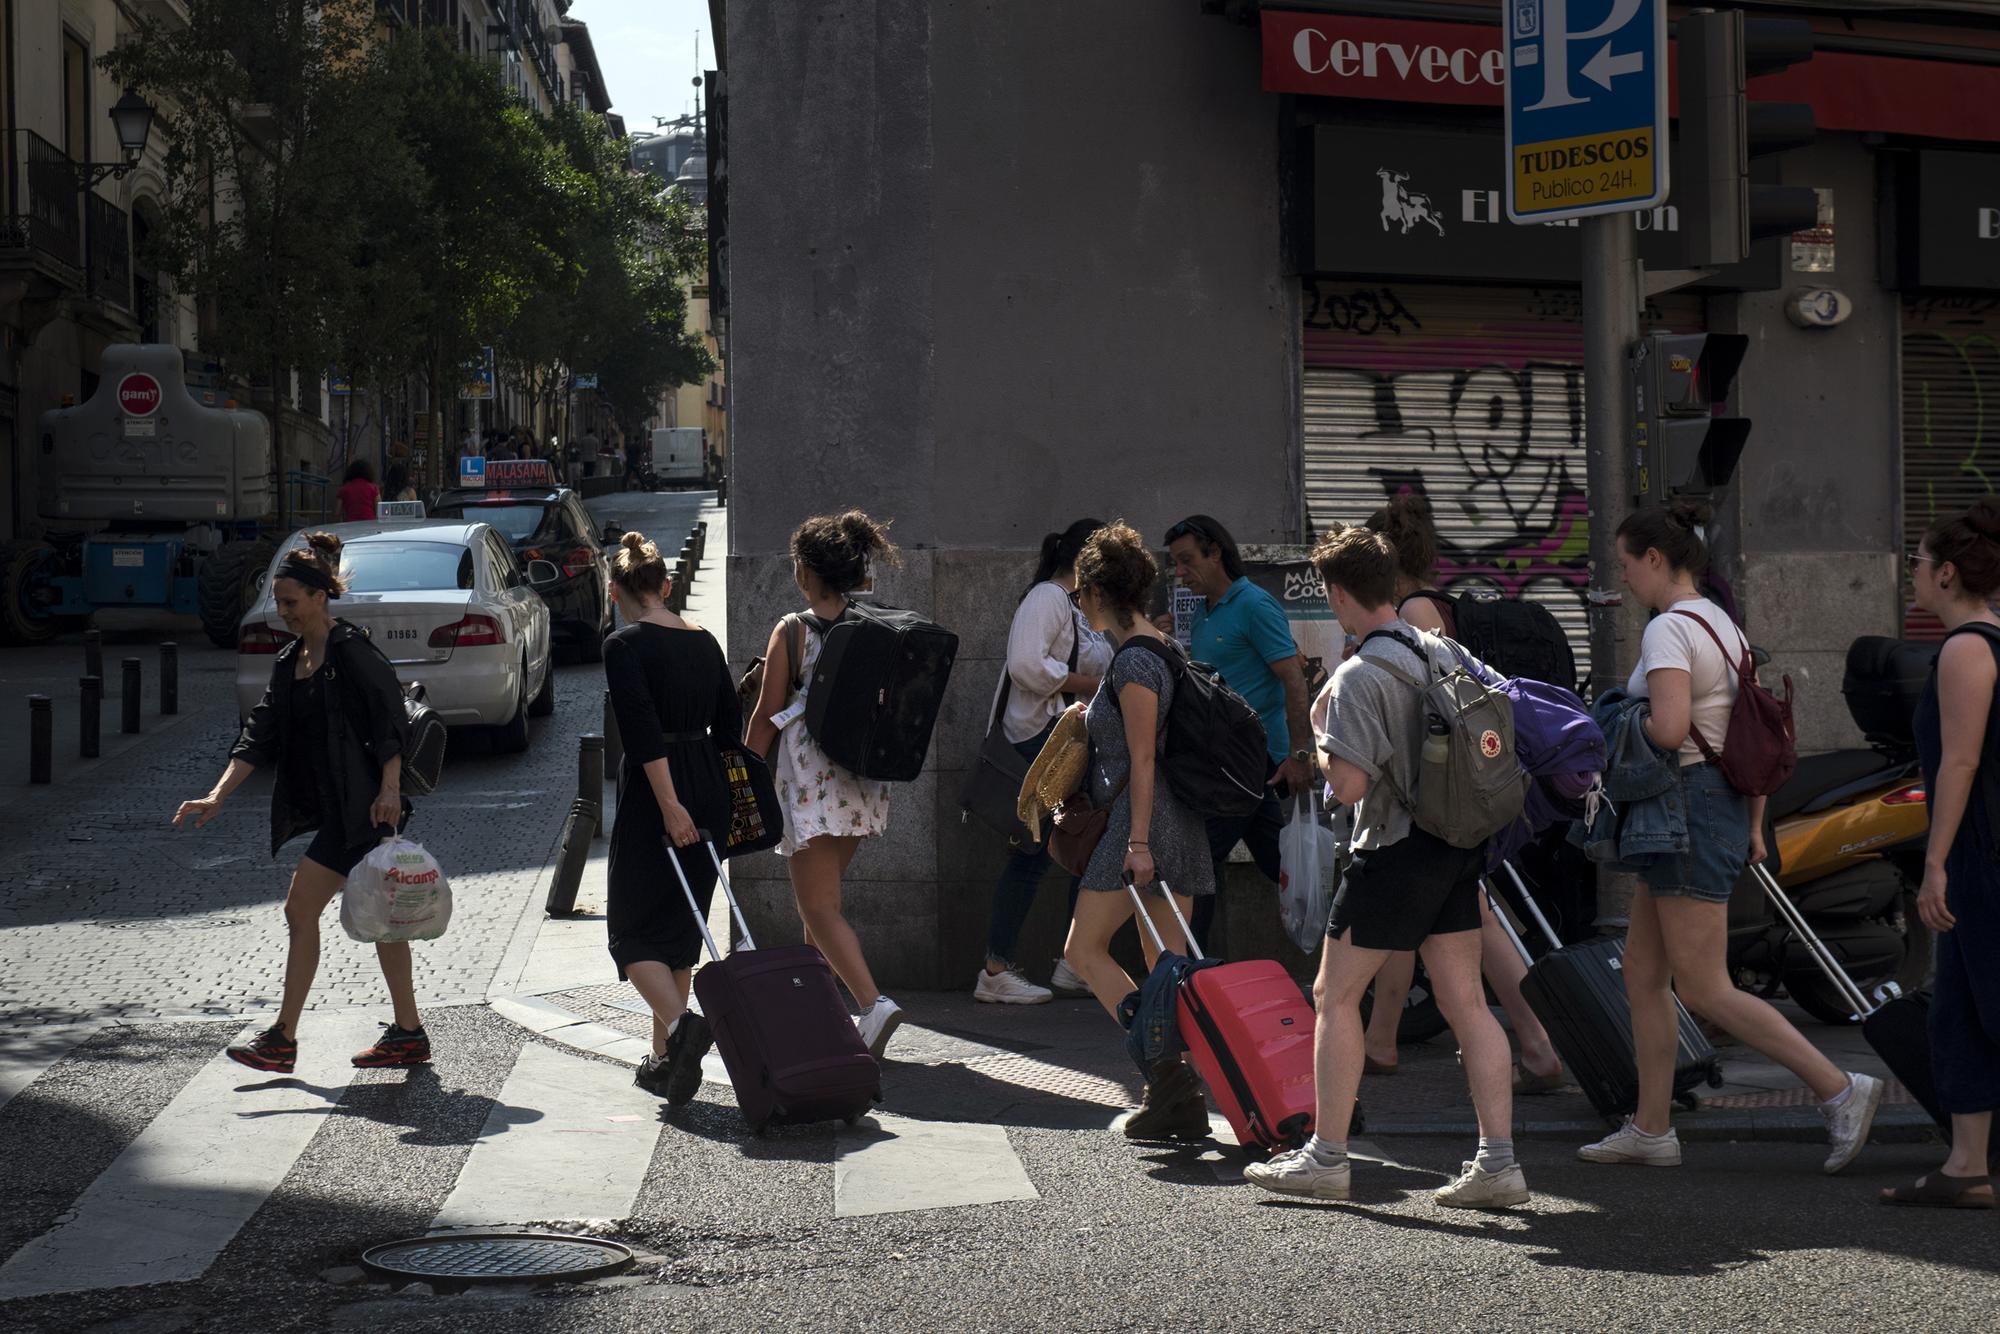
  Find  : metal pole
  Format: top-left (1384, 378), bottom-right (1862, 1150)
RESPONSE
top-left (79, 676), bottom-right (101, 758)
top-left (578, 733), bottom-right (605, 839)
top-left (602, 688), bottom-right (623, 774)
top-left (121, 659), bottom-right (142, 734)
top-left (28, 695), bottom-right (52, 784)
top-left (160, 641), bottom-right (179, 716)
top-left (83, 628), bottom-right (102, 682)
top-left (1581, 214), bottom-right (1647, 929)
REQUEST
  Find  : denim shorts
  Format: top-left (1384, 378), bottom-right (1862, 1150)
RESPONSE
top-left (1616, 762), bottom-right (1748, 904)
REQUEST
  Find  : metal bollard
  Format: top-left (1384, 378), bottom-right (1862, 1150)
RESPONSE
top-left (160, 641), bottom-right (179, 716)
top-left (680, 541), bottom-right (695, 576)
top-left (121, 659), bottom-right (142, 734)
top-left (84, 629), bottom-right (103, 682)
top-left (545, 797), bottom-right (601, 916)
top-left (603, 689), bottom-right (623, 774)
top-left (578, 733), bottom-right (605, 838)
top-left (79, 676), bottom-right (101, 758)
top-left (28, 695), bottom-right (52, 784)
top-left (696, 521), bottom-right (708, 561)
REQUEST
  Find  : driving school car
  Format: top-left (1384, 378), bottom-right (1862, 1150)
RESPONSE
top-left (234, 517), bottom-right (557, 753)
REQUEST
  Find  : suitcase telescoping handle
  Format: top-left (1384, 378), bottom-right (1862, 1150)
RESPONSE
top-left (1750, 862), bottom-right (1889, 1021)
top-left (1481, 878), bottom-right (1535, 969)
top-left (1500, 861), bottom-right (1565, 953)
top-left (664, 831), bottom-right (760, 962)
top-left (1121, 871), bottom-right (1203, 962)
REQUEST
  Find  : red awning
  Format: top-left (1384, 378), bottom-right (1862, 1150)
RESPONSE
top-left (1262, 9), bottom-right (2000, 145)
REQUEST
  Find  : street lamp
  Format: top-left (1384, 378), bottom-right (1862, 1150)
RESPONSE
top-left (74, 87), bottom-right (156, 186)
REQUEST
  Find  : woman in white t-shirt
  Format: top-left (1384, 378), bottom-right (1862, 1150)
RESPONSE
top-left (972, 519), bottom-right (1112, 1004)
top-left (1578, 503), bottom-right (1882, 1174)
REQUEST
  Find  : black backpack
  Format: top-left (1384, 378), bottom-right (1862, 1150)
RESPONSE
top-left (1110, 637), bottom-right (1269, 819)
top-left (803, 601), bottom-right (960, 782)
top-left (1421, 592), bottom-right (1577, 695)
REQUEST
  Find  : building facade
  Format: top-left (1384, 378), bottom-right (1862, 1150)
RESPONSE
top-left (716, 0), bottom-right (2000, 987)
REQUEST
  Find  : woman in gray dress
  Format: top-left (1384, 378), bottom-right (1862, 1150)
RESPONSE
top-left (1061, 522), bottom-right (1216, 1142)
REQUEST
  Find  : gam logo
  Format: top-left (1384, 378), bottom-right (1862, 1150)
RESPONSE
top-left (116, 373), bottom-right (163, 416)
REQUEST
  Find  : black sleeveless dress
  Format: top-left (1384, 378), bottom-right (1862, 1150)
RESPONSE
top-left (602, 623), bottom-right (743, 975)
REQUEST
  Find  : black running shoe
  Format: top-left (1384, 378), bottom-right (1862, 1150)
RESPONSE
top-left (634, 1052), bottom-right (672, 1098)
top-left (352, 1023), bottom-right (431, 1068)
top-left (226, 1024), bottom-right (297, 1074)
top-left (662, 1011), bottom-right (714, 1107)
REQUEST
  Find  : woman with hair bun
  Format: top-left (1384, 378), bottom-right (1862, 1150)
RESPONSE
top-left (601, 530), bottom-right (743, 1105)
top-left (1579, 502), bottom-right (1882, 1174)
top-left (972, 518), bottom-right (1113, 1005)
top-left (1063, 522), bottom-right (1216, 1141)
top-left (745, 510), bottom-right (906, 1056)
top-left (1368, 492), bottom-right (1454, 638)
top-left (176, 532), bottom-right (426, 1074)
top-left (1884, 498), bottom-right (2000, 1207)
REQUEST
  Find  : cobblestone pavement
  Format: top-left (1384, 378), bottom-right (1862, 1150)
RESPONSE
top-left (0, 491), bottom-right (715, 1031)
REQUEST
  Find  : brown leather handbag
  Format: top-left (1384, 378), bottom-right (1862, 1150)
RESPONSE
top-left (1047, 772), bottom-right (1128, 878)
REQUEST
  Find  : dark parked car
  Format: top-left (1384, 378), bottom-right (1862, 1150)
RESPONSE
top-left (431, 481), bottom-right (613, 661)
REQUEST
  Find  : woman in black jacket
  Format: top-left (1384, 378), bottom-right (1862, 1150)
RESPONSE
top-left (175, 533), bottom-right (421, 1075)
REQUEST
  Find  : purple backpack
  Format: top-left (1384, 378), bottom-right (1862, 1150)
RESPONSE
top-left (1487, 677), bottom-right (1606, 869)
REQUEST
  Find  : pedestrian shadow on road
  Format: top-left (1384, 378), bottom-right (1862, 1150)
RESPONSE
top-left (657, 1096), bottom-right (840, 1164)
top-left (231, 1067), bottom-right (547, 1147)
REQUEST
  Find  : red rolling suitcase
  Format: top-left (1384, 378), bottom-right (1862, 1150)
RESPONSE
top-left (669, 837), bottom-right (881, 1131)
top-left (1127, 878), bottom-right (1317, 1154)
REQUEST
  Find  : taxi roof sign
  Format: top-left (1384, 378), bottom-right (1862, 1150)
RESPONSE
top-left (484, 458), bottom-right (558, 488)
top-left (376, 499), bottom-right (427, 521)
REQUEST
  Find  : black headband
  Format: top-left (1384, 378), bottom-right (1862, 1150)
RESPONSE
top-left (276, 558), bottom-right (337, 594)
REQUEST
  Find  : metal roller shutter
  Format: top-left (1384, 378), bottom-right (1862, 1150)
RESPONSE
top-left (1302, 282), bottom-right (1704, 682)
top-left (1901, 298), bottom-right (2000, 638)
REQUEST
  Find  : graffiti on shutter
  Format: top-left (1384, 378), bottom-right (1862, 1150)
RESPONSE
top-left (1303, 282), bottom-right (1703, 683)
top-left (1901, 294), bottom-right (2000, 639)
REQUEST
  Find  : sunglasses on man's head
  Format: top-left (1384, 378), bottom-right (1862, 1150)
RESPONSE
top-left (1165, 520), bottom-right (1210, 546)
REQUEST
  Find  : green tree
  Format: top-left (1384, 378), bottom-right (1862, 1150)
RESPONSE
top-left (104, 0), bottom-right (385, 524)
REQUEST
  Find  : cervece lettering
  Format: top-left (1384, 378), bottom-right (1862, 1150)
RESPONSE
top-left (1292, 29), bottom-right (1504, 88)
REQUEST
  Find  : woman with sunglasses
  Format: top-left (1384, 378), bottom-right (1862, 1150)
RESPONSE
top-left (1885, 500), bottom-right (2000, 1207)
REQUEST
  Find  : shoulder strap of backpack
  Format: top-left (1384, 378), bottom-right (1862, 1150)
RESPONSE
top-left (1103, 636), bottom-right (1182, 713)
top-left (1358, 628), bottom-right (1430, 691)
top-left (780, 613), bottom-right (807, 693)
top-left (1667, 607), bottom-right (1753, 768)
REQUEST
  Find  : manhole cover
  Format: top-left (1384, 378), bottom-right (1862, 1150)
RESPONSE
top-left (93, 917), bottom-right (250, 932)
top-left (361, 1232), bottom-right (632, 1283)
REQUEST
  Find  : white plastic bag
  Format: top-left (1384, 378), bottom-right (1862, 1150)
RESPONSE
top-left (1276, 793), bottom-right (1340, 953)
top-left (340, 835), bottom-right (452, 943)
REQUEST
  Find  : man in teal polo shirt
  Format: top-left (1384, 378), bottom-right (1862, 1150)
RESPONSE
top-left (1166, 515), bottom-right (1313, 950)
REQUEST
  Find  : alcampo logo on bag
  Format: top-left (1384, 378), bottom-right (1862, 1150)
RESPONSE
top-left (386, 864), bottom-right (441, 886)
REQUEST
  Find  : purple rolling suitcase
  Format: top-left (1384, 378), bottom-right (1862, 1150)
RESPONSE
top-left (669, 837), bottom-right (881, 1131)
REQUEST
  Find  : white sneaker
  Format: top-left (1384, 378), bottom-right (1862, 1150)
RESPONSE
top-left (1242, 1147), bottom-right (1351, 1201)
top-left (1435, 1160), bottom-right (1531, 1210)
top-left (1577, 1118), bottom-right (1683, 1166)
top-left (1049, 960), bottom-right (1091, 998)
top-left (1822, 1072), bottom-right (1884, 1175)
top-left (974, 967), bottom-right (1053, 1006)
top-left (857, 998), bottom-right (904, 1059)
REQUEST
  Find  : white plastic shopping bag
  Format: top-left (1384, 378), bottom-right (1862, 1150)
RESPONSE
top-left (1276, 792), bottom-right (1340, 953)
top-left (340, 835), bottom-right (453, 943)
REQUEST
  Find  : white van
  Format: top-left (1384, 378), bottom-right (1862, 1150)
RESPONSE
top-left (649, 426), bottom-right (706, 486)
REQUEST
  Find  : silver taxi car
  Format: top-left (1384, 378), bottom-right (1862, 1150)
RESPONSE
top-left (235, 519), bottom-right (557, 752)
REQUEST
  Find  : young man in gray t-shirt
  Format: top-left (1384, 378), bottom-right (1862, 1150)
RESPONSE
top-left (1244, 527), bottom-right (1528, 1211)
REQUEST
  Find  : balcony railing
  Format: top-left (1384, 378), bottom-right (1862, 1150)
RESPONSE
top-left (87, 192), bottom-right (132, 310)
top-left (4, 130), bottom-right (84, 269)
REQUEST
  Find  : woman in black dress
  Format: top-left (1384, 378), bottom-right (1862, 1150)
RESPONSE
top-left (602, 531), bottom-right (742, 1105)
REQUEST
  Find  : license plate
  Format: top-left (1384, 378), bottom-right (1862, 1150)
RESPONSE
top-left (112, 548), bottom-right (146, 568)
top-left (385, 628), bottom-right (418, 641)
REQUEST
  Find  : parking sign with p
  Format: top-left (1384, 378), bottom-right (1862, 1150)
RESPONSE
top-left (1505, 0), bottom-right (1669, 223)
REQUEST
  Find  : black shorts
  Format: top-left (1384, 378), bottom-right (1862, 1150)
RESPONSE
top-left (299, 824), bottom-right (375, 877)
top-left (1326, 826), bottom-right (1485, 951)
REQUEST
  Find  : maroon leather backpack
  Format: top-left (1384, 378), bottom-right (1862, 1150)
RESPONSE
top-left (1672, 610), bottom-right (1798, 797)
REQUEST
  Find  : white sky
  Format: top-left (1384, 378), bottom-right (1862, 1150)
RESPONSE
top-left (565, 0), bottom-right (715, 134)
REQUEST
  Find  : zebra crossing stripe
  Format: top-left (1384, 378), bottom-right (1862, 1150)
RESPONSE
top-left (0, 1014), bottom-right (382, 1300)
top-left (430, 1041), bottom-right (664, 1230)
top-left (833, 1112), bottom-right (1040, 1218)
top-left (0, 1025), bottom-right (98, 1114)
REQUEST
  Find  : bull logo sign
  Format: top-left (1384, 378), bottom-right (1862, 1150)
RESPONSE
top-left (1376, 168), bottom-right (1445, 237)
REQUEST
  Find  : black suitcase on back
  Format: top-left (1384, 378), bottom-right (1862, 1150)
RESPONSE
top-left (803, 602), bottom-right (959, 782)
top-left (1493, 864), bottom-right (1723, 1120)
